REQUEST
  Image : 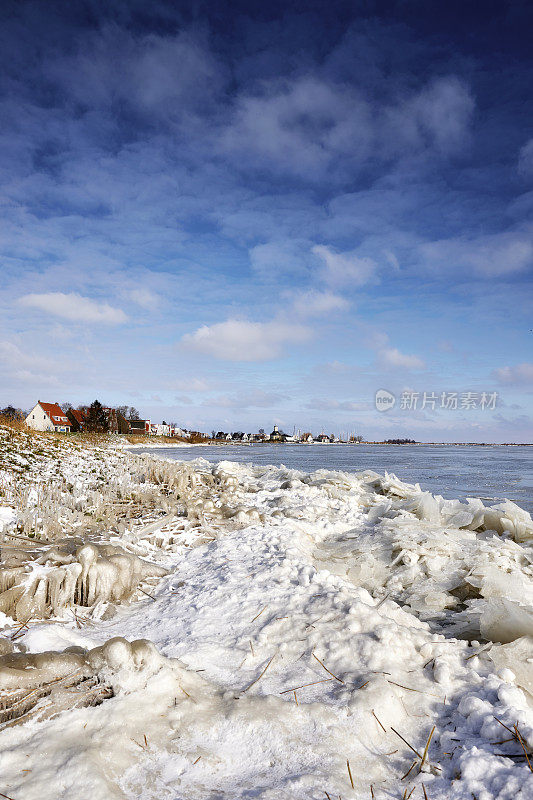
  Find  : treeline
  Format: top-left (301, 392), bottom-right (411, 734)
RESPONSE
top-left (62, 402), bottom-right (140, 421)
top-left (69, 400), bottom-right (139, 433)
top-left (1, 405), bottom-right (25, 420)
top-left (1, 401), bottom-right (142, 434)
top-left (384, 438), bottom-right (417, 444)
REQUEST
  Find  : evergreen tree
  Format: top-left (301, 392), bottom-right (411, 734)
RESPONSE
top-left (85, 400), bottom-right (108, 433)
top-left (1, 405), bottom-right (23, 419)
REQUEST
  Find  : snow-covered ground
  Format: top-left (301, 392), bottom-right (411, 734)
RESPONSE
top-left (1, 424), bottom-right (532, 799)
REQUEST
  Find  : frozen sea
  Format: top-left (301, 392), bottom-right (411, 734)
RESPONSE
top-left (132, 442), bottom-right (533, 515)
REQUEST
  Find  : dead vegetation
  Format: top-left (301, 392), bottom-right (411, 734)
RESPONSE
top-left (0, 541), bottom-right (167, 622)
top-left (0, 637), bottom-right (164, 728)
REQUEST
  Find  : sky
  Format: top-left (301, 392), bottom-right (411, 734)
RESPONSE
top-left (1, 0), bottom-right (532, 442)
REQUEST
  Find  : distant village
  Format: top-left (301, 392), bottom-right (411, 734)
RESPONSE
top-left (14, 400), bottom-right (366, 444)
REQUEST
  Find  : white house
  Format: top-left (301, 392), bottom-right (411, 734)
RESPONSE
top-left (174, 427), bottom-right (188, 438)
top-left (150, 423), bottom-right (186, 437)
top-left (25, 402), bottom-right (71, 433)
top-left (150, 423), bottom-right (171, 436)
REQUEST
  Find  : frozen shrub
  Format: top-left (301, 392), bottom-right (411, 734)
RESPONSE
top-left (0, 637), bottom-right (167, 726)
top-left (0, 542), bottom-right (167, 622)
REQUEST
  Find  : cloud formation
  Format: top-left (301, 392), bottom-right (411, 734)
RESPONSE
top-left (222, 74), bottom-right (473, 181)
top-left (292, 290), bottom-right (349, 318)
top-left (379, 347), bottom-right (426, 371)
top-left (518, 139), bottom-right (533, 177)
top-left (19, 293), bottom-right (128, 324)
top-left (127, 289), bottom-right (160, 310)
top-left (494, 363), bottom-right (533, 385)
top-left (181, 319), bottom-right (312, 361)
top-left (0, 3), bottom-right (531, 440)
top-left (419, 230), bottom-right (533, 277)
top-left (306, 398), bottom-right (366, 411)
top-left (313, 245), bottom-right (379, 287)
top-left (205, 390), bottom-right (288, 409)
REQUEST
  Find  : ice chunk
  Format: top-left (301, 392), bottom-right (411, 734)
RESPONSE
top-left (480, 599), bottom-right (533, 643)
top-left (490, 636), bottom-right (533, 696)
top-left (482, 500), bottom-right (533, 542)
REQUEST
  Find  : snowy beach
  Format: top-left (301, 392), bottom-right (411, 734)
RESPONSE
top-left (1, 424), bottom-right (533, 800)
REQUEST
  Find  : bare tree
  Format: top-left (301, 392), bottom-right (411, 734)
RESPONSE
top-left (116, 405), bottom-right (140, 420)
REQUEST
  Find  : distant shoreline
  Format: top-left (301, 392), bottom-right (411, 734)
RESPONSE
top-left (124, 439), bottom-right (532, 448)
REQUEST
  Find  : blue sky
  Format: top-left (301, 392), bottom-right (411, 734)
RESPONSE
top-left (1, 0), bottom-right (532, 442)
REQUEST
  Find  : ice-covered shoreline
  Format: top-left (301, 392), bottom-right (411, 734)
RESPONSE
top-left (1, 425), bottom-right (532, 799)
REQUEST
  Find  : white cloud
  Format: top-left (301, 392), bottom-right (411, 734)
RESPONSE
top-left (19, 292), bottom-right (128, 324)
top-left (518, 139), bottom-right (533, 177)
top-left (420, 230), bottom-right (533, 277)
top-left (48, 324), bottom-right (75, 341)
top-left (379, 347), bottom-right (425, 370)
top-left (223, 77), bottom-right (372, 178)
top-left (181, 318), bottom-right (312, 361)
top-left (0, 341), bottom-right (64, 386)
top-left (249, 241), bottom-right (310, 280)
top-left (204, 389), bottom-right (287, 409)
top-left (222, 75), bottom-right (473, 180)
top-left (306, 398), bottom-right (366, 411)
top-left (292, 290), bottom-right (349, 317)
top-left (494, 363), bottom-right (533, 385)
top-left (48, 28), bottom-right (221, 117)
top-left (127, 288), bottom-right (159, 310)
top-left (11, 369), bottom-right (60, 386)
top-left (363, 328), bottom-right (390, 350)
top-left (398, 76), bottom-right (474, 155)
top-left (173, 377), bottom-right (211, 392)
top-left (0, 340), bottom-right (57, 372)
top-left (313, 245), bottom-right (378, 287)
top-left (383, 250), bottom-right (400, 271)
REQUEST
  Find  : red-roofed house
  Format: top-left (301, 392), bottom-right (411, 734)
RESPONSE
top-left (25, 402), bottom-right (71, 432)
top-left (66, 408), bottom-right (87, 432)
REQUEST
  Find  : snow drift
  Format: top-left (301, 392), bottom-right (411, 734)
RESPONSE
top-left (1, 426), bottom-right (533, 799)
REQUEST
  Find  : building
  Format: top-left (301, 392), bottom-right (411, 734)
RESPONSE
top-left (269, 425), bottom-right (283, 441)
top-left (66, 408), bottom-right (87, 432)
top-left (129, 419), bottom-right (151, 435)
top-left (151, 423), bottom-right (173, 436)
top-left (115, 411), bottom-right (130, 434)
top-left (66, 406), bottom-right (129, 434)
top-left (102, 407), bottom-right (119, 434)
top-left (26, 402), bottom-right (71, 433)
